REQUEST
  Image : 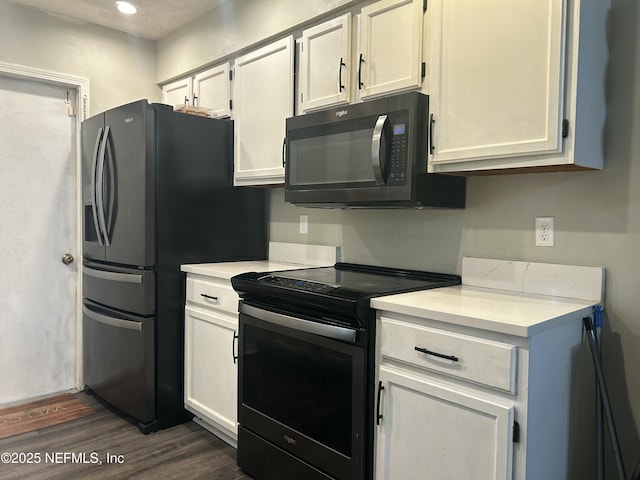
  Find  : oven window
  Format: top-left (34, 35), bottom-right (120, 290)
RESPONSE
top-left (243, 322), bottom-right (353, 457)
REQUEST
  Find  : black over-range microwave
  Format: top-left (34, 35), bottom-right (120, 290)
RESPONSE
top-left (284, 92), bottom-right (465, 208)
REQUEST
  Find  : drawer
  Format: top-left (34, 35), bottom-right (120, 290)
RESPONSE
top-left (380, 316), bottom-right (517, 393)
top-left (186, 276), bottom-right (239, 314)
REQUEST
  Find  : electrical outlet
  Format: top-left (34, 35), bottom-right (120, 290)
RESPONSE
top-left (299, 214), bottom-right (308, 234)
top-left (535, 217), bottom-right (555, 247)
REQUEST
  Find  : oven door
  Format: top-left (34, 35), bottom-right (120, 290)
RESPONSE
top-left (238, 301), bottom-right (367, 480)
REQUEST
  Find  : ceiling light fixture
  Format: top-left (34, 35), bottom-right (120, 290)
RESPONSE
top-left (116, 1), bottom-right (137, 15)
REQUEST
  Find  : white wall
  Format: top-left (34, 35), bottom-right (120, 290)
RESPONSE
top-left (0, 2), bottom-right (159, 114)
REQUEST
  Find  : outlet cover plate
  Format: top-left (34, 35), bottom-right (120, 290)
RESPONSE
top-left (535, 216), bottom-right (555, 247)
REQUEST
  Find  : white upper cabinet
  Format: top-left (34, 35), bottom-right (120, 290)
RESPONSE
top-left (161, 63), bottom-right (232, 117)
top-left (193, 63), bottom-right (232, 118)
top-left (299, 14), bottom-right (352, 113)
top-left (427, 0), bottom-right (609, 173)
top-left (358, 0), bottom-right (424, 101)
top-left (233, 36), bottom-right (294, 186)
top-left (161, 77), bottom-right (193, 109)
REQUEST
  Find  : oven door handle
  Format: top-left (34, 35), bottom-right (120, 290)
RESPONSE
top-left (240, 303), bottom-right (357, 343)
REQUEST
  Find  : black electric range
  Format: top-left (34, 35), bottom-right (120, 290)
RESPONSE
top-left (231, 262), bottom-right (461, 328)
top-left (231, 262), bottom-right (461, 480)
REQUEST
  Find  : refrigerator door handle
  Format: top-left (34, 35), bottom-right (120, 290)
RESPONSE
top-left (83, 266), bottom-right (144, 284)
top-left (90, 127), bottom-right (105, 246)
top-left (96, 125), bottom-right (111, 246)
top-left (83, 306), bottom-right (143, 331)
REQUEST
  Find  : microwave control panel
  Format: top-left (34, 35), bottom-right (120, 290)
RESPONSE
top-left (388, 123), bottom-right (408, 186)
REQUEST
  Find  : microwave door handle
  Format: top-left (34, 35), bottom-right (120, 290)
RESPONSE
top-left (96, 125), bottom-right (110, 246)
top-left (90, 127), bottom-right (105, 246)
top-left (282, 137), bottom-right (286, 168)
top-left (371, 114), bottom-right (388, 186)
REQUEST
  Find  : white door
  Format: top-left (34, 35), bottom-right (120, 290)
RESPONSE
top-left (184, 306), bottom-right (238, 440)
top-left (358, 0), bottom-right (424, 100)
top-left (162, 77), bottom-right (193, 109)
top-left (0, 75), bottom-right (78, 405)
top-left (233, 36), bottom-right (294, 186)
top-left (428, 0), bottom-right (566, 165)
top-left (194, 63), bottom-right (232, 118)
top-left (299, 13), bottom-right (352, 112)
top-left (375, 366), bottom-right (514, 480)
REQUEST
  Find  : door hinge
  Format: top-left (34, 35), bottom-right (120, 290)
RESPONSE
top-left (423, 0), bottom-right (427, 13)
top-left (513, 421), bottom-right (520, 443)
top-left (562, 119), bottom-right (569, 138)
top-left (229, 99), bottom-right (233, 110)
top-left (421, 62), bottom-right (426, 79)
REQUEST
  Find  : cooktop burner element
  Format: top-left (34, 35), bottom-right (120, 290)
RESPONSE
top-left (231, 262), bottom-right (461, 328)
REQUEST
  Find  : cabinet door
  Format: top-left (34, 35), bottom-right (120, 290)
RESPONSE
top-left (428, 0), bottom-right (566, 166)
top-left (233, 36), bottom-right (294, 185)
top-left (193, 63), bottom-right (232, 118)
top-left (358, 0), bottom-right (424, 100)
top-left (299, 13), bottom-right (352, 112)
top-left (184, 306), bottom-right (238, 440)
top-left (375, 366), bottom-right (514, 480)
top-left (161, 77), bottom-right (193, 109)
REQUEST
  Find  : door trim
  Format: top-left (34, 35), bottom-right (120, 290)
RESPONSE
top-left (0, 61), bottom-right (90, 391)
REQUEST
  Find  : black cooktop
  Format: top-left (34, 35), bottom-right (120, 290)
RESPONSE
top-left (231, 263), bottom-right (460, 327)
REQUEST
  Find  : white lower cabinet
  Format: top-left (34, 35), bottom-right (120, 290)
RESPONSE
top-left (374, 310), bottom-right (586, 480)
top-left (375, 316), bottom-right (517, 479)
top-left (375, 365), bottom-right (514, 480)
top-left (184, 274), bottom-right (240, 447)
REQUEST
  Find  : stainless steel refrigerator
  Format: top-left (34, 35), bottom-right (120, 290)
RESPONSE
top-left (81, 100), bottom-right (267, 433)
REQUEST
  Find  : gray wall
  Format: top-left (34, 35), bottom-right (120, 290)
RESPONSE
top-left (193, 0), bottom-right (638, 473)
top-left (0, 2), bottom-right (159, 115)
top-left (271, 1), bottom-right (640, 472)
top-left (156, 0), bottom-right (356, 83)
top-left (1, 0), bottom-right (637, 475)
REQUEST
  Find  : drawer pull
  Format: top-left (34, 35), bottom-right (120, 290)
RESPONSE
top-left (200, 293), bottom-right (218, 301)
top-left (414, 346), bottom-right (459, 362)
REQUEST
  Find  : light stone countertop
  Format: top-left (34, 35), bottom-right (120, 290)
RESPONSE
top-left (371, 284), bottom-right (596, 338)
top-left (180, 260), bottom-right (311, 279)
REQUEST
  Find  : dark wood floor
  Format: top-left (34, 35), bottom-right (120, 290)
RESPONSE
top-left (0, 392), bottom-right (252, 479)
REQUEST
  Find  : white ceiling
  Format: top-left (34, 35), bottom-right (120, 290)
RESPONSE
top-left (9, 0), bottom-right (229, 40)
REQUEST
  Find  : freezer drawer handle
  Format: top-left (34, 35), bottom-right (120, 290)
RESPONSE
top-left (83, 306), bottom-right (143, 331)
top-left (414, 346), bottom-right (459, 362)
top-left (200, 293), bottom-right (218, 301)
top-left (83, 267), bottom-right (143, 284)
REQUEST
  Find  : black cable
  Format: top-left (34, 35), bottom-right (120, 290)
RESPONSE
top-left (583, 316), bottom-right (627, 480)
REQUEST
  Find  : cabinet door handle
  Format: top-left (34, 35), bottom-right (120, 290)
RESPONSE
top-left (358, 53), bottom-right (364, 89)
top-left (184, 95), bottom-right (189, 106)
top-left (376, 380), bottom-right (385, 426)
top-left (232, 331), bottom-right (238, 364)
top-left (193, 94), bottom-right (198, 106)
top-left (200, 293), bottom-right (218, 301)
top-left (429, 113), bottom-right (435, 154)
top-left (339, 57), bottom-right (346, 92)
top-left (415, 346), bottom-right (459, 362)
